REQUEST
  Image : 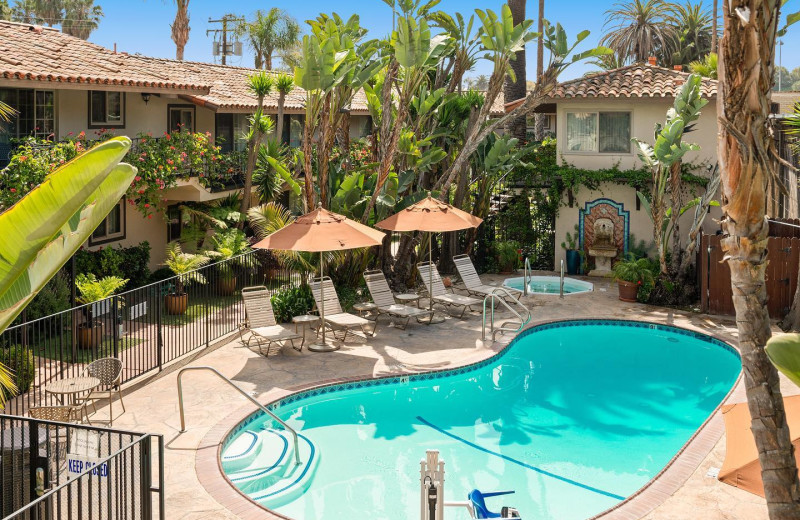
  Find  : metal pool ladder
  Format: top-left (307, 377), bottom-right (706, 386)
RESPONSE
top-left (176, 366), bottom-right (301, 465)
top-left (522, 256), bottom-right (532, 296)
top-left (482, 287), bottom-right (532, 341)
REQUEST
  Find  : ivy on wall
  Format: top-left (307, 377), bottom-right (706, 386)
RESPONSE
top-left (511, 138), bottom-right (710, 217)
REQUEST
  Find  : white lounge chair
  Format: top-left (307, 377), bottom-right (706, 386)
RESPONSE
top-left (417, 262), bottom-right (482, 319)
top-left (239, 286), bottom-right (304, 356)
top-left (453, 254), bottom-right (501, 298)
top-left (363, 270), bottom-right (432, 329)
top-left (311, 277), bottom-right (376, 341)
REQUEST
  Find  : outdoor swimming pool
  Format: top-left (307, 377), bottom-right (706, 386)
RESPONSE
top-left (503, 275), bottom-right (594, 295)
top-left (221, 320), bottom-right (741, 520)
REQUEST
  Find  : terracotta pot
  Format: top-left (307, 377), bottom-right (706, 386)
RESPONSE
top-left (617, 280), bottom-right (639, 303)
top-left (218, 276), bottom-right (237, 296)
top-left (442, 276), bottom-right (452, 288)
top-left (165, 293), bottom-right (189, 315)
top-left (77, 322), bottom-right (103, 350)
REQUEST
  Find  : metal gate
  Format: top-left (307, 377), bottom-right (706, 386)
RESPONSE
top-left (494, 189), bottom-right (556, 271)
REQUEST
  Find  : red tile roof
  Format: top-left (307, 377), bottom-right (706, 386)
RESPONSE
top-left (0, 20), bottom-right (504, 117)
top-left (549, 64), bottom-right (717, 99)
top-left (0, 21), bottom-right (209, 93)
top-left (772, 91), bottom-right (800, 116)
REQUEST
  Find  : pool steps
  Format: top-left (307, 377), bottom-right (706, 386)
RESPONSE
top-left (222, 427), bottom-right (319, 508)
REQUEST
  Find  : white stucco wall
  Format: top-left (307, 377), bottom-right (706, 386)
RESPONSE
top-left (553, 181), bottom-right (723, 269)
top-left (56, 89), bottom-right (217, 140)
top-left (556, 97), bottom-right (718, 171)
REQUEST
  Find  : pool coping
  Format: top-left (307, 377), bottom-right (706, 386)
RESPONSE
top-left (195, 317), bottom-right (743, 520)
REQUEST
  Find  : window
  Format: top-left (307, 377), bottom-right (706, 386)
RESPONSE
top-left (166, 205), bottom-right (184, 242)
top-left (0, 88), bottom-right (56, 166)
top-left (168, 105), bottom-right (195, 132)
top-left (565, 111), bottom-right (631, 153)
top-left (214, 113), bottom-right (249, 152)
top-left (89, 91), bottom-right (125, 127)
top-left (90, 198), bottom-right (126, 245)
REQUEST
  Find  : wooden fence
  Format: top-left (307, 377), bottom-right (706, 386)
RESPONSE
top-left (700, 220), bottom-right (800, 318)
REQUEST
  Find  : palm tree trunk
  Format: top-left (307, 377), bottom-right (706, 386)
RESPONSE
top-left (171, 0), bottom-right (190, 61)
top-left (504, 0), bottom-right (528, 143)
top-left (265, 54), bottom-right (273, 70)
top-left (719, 0), bottom-right (800, 516)
top-left (534, 0), bottom-right (546, 140)
top-left (712, 0), bottom-right (718, 52)
top-left (276, 93), bottom-right (285, 145)
top-left (669, 161), bottom-right (683, 273)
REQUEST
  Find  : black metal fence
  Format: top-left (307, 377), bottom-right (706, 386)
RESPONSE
top-left (1, 251), bottom-right (303, 416)
top-left (0, 414), bottom-right (163, 520)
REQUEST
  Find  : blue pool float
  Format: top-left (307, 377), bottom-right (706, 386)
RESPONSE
top-left (467, 489), bottom-right (517, 519)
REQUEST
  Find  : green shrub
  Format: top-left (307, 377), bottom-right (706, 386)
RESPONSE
top-left (149, 267), bottom-right (175, 283)
top-left (0, 347), bottom-right (35, 400)
top-left (270, 285), bottom-right (314, 323)
top-left (15, 270), bottom-right (71, 323)
top-left (495, 240), bottom-right (521, 272)
top-left (75, 242), bottom-right (151, 289)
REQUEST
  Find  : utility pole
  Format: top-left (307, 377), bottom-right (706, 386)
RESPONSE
top-left (207, 14), bottom-right (244, 65)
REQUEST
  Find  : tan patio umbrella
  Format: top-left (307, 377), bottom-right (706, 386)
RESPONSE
top-left (719, 395), bottom-right (800, 496)
top-left (375, 193), bottom-right (483, 323)
top-left (253, 206), bottom-right (385, 352)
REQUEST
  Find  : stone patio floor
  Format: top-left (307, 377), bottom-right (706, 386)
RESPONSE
top-left (93, 273), bottom-right (789, 520)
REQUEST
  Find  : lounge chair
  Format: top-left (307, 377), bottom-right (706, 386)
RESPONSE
top-left (417, 262), bottom-right (482, 319)
top-left (240, 286), bottom-right (304, 357)
top-left (310, 277), bottom-right (376, 341)
top-left (453, 254), bottom-right (501, 298)
top-left (81, 357), bottom-right (125, 426)
top-left (363, 270), bottom-right (432, 329)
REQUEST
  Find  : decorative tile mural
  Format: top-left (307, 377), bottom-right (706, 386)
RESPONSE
top-left (578, 198), bottom-right (630, 265)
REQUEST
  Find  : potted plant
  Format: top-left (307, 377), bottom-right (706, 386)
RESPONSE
top-left (611, 255), bottom-right (655, 303)
top-left (75, 274), bottom-right (128, 350)
top-left (206, 229), bottom-right (253, 296)
top-left (163, 242), bottom-right (209, 315)
top-left (495, 241), bottom-right (521, 274)
top-left (561, 224), bottom-right (581, 275)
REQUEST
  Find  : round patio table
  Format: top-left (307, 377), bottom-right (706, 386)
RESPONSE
top-left (292, 315), bottom-right (320, 346)
top-left (395, 293), bottom-right (421, 308)
top-left (352, 302), bottom-right (378, 319)
top-left (46, 377), bottom-right (100, 405)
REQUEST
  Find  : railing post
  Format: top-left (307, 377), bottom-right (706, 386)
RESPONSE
top-left (156, 286), bottom-right (164, 372)
top-left (139, 436), bottom-right (153, 520)
top-left (112, 295), bottom-right (120, 358)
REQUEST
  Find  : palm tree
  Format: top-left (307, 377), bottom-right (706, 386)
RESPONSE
top-left (588, 52), bottom-right (627, 71)
top-left (61, 0), bottom-right (102, 40)
top-left (34, 0), bottom-right (61, 26)
top-left (243, 8), bottom-right (300, 70)
top-left (504, 0), bottom-right (527, 142)
top-left (11, 0), bottom-right (38, 23)
top-left (718, 0), bottom-right (800, 515)
top-left (667, 1), bottom-right (714, 66)
top-left (171, 0), bottom-right (190, 61)
top-left (601, 0), bottom-right (675, 65)
top-left (534, 0), bottom-right (545, 140)
top-left (0, 1), bottom-right (10, 19)
top-left (241, 71), bottom-right (275, 216)
top-left (274, 74), bottom-right (293, 144)
top-left (688, 51), bottom-right (717, 78)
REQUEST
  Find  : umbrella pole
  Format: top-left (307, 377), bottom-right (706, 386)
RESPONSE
top-left (418, 231), bottom-right (445, 324)
top-left (309, 250), bottom-right (339, 352)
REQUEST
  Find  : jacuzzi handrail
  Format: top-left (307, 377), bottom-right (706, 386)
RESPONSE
top-left (523, 257), bottom-right (532, 296)
top-left (177, 366), bottom-right (301, 465)
top-left (560, 259), bottom-right (565, 299)
top-left (482, 288), bottom-right (531, 341)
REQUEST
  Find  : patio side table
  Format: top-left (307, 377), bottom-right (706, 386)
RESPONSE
top-left (352, 302), bottom-right (378, 319)
top-left (395, 293), bottom-right (421, 308)
top-left (292, 315), bottom-right (320, 347)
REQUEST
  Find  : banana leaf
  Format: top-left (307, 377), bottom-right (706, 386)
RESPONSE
top-left (0, 137), bottom-right (136, 333)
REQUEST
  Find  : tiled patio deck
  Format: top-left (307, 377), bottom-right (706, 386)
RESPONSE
top-left (96, 273), bottom-right (784, 520)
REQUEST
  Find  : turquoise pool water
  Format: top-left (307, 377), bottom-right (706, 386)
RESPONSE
top-left (503, 276), bottom-right (594, 295)
top-left (223, 320), bottom-right (741, 520)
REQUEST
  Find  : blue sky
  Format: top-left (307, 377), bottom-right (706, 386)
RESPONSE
top-left (90, 0), bottom-right (800, 81)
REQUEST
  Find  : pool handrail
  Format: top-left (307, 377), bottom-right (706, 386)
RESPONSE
top-left (523, 257), bottom-right (532, 296)
top-left (176, 366), bottom-right (301, 465)
top-left (482, 287), bottom-right (532, 341)
top-left (560, 259), bottom-right (565, 299)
